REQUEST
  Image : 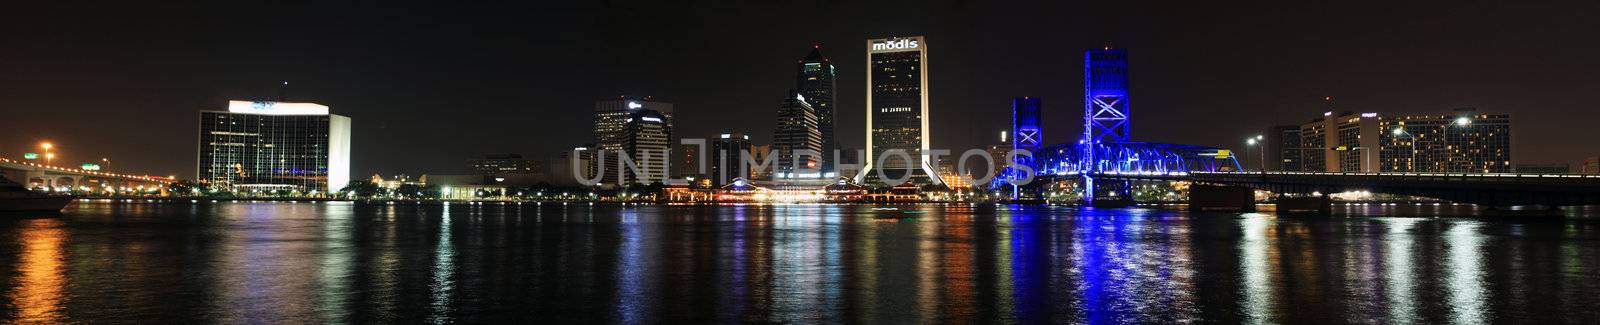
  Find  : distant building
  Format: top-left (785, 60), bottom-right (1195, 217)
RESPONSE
top-left (1275, 108), bottom-right (1512, 173)
top-left (773, 91), bottom-right (823, 179)
top-left (796, 44), bottom-right (839, 175)
top-left (709, 132), bottom-right (753, 186)
top-left (620, 108), bottom-right (672, 185)
top-left (1297, 111), bottom-right (1380, 172)
top-left (1268, 125), bottom-right (1301, 172)
top-left (864, 35), bottom-right (941, 185)
top-left (1584, 157), bottom-right (1599, 175)
top-left (1379, 108), bottom-right (1511, 173)
top-left (469, 154), bottom-right (543, 175)
top-left (198, 100), bottom-right (351, 193)
top-left (594, 96), bottom-right (673, 185)
top-left (549, 145), bottom-right (596, 187)
top-left (1516, 163), bottom-right (1569, 174)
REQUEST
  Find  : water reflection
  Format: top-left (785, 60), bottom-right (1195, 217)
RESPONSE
top-left (1447, 222), bottom-right (1487, 324)
top-left (12, 218), bottom-right (66, 323)
top-left (1, 202), bottom-right (1598, 323)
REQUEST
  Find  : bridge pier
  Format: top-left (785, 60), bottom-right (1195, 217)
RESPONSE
top-left (1188, 184), bottom-right (1255, 212)
top-left (1276, 195), bottom-right (1331, 215)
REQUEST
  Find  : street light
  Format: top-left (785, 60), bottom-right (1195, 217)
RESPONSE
top-left (1393, 127), bottom-right (1416, 172)
top-left (40, 142), bottom-right (54, 165)
top-left (1245, 135), bottom-right (1266, 172)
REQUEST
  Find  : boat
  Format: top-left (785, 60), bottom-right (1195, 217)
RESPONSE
top-left (0, 176), bottom-right (75, 212)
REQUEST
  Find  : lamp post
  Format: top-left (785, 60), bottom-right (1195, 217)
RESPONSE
top-left (1393, 127), bottom-right (1416, 172)
top-left (1448, 117), bottom-right (1471, 173)
top-left (1246, 135), bottom-right (1266, 172)
top-left (40, 142), bottom-right (54, 165)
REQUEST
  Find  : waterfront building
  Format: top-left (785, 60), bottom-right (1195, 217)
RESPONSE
top-left (620, 108), bottom-right (672, 185)
top-left (773, 91), bottom-right (823, 179)
top-left (1268, 125), bottom-right (1302, 171)
top-left (197, 100), bottom-right (351, 193)
top-left (796, 44), bottom-right (839, 175)
top-left (1586, 157), bottom-right (1600, 174)
top-left (709, 132), bottom-right (753, 186)
top-left (1297, 111), bottom-right (1380, 172)
top-left (550, 145), bottom-right (596, 187)
top-left (864, 35), bottom-right (941, 185)
top-left (1378, 108), bottom-right (1512, 173)
top-left (594, 96), bottom-right (673, 185)
top-left (469, 154), bottom-right (544, 176)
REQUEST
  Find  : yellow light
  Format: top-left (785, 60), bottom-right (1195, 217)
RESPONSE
top-left (40, 143), bottom-right (53, 150)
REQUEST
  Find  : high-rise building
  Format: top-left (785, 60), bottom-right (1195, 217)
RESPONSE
top-left (1269, 125), bottom-right (1302, 171)
top-left (1584, 157), bottom-right (1599, 175)
top-left (620, 108), bottom-right (672, 185)
top-left (709, 133), bottom-right (753, 186)
top-left (1298, 111), bottom-right (1380, 172)
top-left (1379, 108), bottom-right (1511, 173)
top-left (796, 44), bottom-right (838, 175)
top-left (864, 35), bottom-right (941, 185)
top-left (594, 97), bottom-right (673, 185)
top-left (198, 100), bottom-right (351, 193)
top-left (774, 91), bottom-right (823, 179)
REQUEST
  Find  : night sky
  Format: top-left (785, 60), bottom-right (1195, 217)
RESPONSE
top-left (3, 1), bottom-right (1597, 178)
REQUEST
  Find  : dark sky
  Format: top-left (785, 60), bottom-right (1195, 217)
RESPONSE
top-left (3, 0), bottom-right (1597, 178)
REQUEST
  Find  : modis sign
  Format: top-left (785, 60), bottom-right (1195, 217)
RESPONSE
top-left (869, 37), bottom-right (921, 52)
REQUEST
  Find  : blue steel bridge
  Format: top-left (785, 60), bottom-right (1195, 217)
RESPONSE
top-left (992, 47), bottom-right (1600, 209)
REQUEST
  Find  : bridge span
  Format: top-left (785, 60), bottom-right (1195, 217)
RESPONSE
top-left (0, 157), bottom-right (173, 194)
top-left (1085, 171), bottom-right (1600, 207)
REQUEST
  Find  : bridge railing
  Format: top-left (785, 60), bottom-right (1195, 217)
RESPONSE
top-left (0, 157), bottom-right (174, 183)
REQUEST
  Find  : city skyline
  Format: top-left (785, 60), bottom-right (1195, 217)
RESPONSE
top-left (4, 1), bottom-right (1597, 179)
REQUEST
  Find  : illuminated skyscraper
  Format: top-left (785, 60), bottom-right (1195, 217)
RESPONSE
top-left (198, 100), bottom-right (350, 193)
top-left (796, 45), bottom-right (838, 176)
top-left (594, 96), bottom-right (673, 185)
top-left (773, 91), bottom-right (823, 178)
top-left (621, 108), bottom-right (672, 185)
top-left (864, 35), bottom-right (941, 185)
top-left (1378, 108), bottom-right (1511, 173)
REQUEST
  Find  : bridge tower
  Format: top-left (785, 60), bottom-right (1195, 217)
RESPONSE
top-left (1081, 47), bottom-right (1131, 203)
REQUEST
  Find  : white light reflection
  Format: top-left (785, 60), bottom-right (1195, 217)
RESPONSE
top-left (1382, 218), bottom-right (1421, 323)
top-left (429, 205), bottom-right (456, 324)
top-left (1239, 213), bottom-right (1276, 324)
top-left (1446, 222), bottom-right (1487, 325)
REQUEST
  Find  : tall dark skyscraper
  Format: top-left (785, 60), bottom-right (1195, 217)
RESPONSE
top-left (864, 35), bottom-right (941, 185)
top-left (796, 44), bottom-right (838, 176)
top-left (773, 90), bottom-right (823, 179)
top-left (593, 96), bottom-right (673, 186)
top-left (621, 108), bottom-right (672, 185)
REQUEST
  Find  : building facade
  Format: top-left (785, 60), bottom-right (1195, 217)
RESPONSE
top-left (1294, 111), bottom-right (1379, 172)
top-left (796, 45), bottom-right (838, 176)
top-left (774, 91), bottom-right (823, 179)
top-left (620, 108), bottom-right (672, 185)
top-left (864, 35), bottom-right (941, 185)
top-left (1379, 108), bottom-right (1511, 173)
top-left (709, 132), bottom-right (753, 186)
top-left (594, 97), bottom-right (673, 185)
top-left (197, 100), bottom-right (350, 193)
top-left (469, 154), bottom-right (542, 175)
top-left (1269, 125), bottom-right (1302, 171)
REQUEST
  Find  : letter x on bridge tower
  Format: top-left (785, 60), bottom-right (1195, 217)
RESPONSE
top-left (1081, 47), bottom-right (1131, 201)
